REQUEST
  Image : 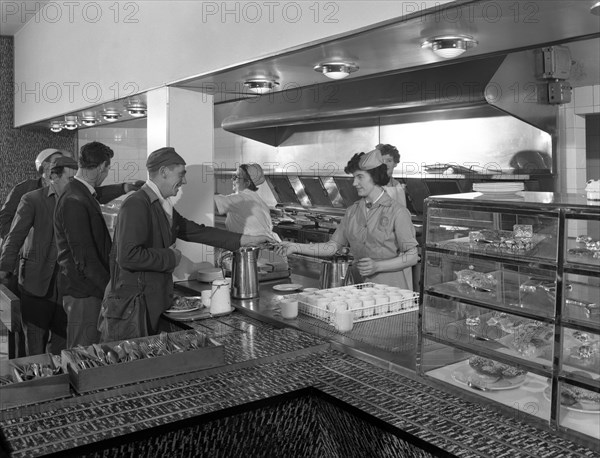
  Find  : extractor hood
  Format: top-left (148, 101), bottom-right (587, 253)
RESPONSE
top-left (221, 50), bottom-right (558, 146)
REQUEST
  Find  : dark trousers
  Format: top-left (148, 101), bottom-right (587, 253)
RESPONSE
top-left (5, 275), bottom-right (26, 358)
top-left (19, 288), bottom-right (67, 356)
top-left (63, 295), bottom-right (102, 347)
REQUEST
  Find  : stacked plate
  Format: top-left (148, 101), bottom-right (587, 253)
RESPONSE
top-left (473, 182), bottom-right (524, 194)
top-left (196, 265), bottom-right (224, 283)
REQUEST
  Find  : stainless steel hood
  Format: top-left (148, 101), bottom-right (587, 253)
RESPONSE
top-left (221, 51), bottom-right (558, 146)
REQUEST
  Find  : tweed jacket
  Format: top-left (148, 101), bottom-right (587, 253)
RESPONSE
top-left (54, 179), bottom-right (113, 299)
top-left (0, 186), bottom-right (59, 296)
top-left (111, 185), bottom-right (242, 331)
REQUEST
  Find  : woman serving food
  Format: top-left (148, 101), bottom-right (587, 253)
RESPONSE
top-left (276, 149), bottom-right (418, 289)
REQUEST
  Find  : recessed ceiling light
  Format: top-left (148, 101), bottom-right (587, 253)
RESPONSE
top-left (313, 62), bottom-right (358, 80)
top-left (63, 115), bottom-right (78, 130)
top-left (81, 112), bottom-right (99, 126)
top-left (421, 35), bottom-right (478, 59)
top-left (102, 108), bottom-right (122, 122)
top-left (49, 121), bottom-right (63, 132)
top-left (125, 99), bottom-right (147, 117)
top-left (243, 79), bottom-right (280, 94)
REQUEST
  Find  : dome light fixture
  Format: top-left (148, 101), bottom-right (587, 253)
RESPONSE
top-left (313, 62), bottom-right (358, 80)
top-left (243, 79), bottom-right (280, 94)
top-left (49, 121), bottom-right (63, 132)
top-left (421, 35), bottom-right (478, 59)
top-left (63, 115), bottom-right (79, 130)
top-left (81, 112), bottom-right (100, 126)
top-left (102, 108), bottom-right (122, 122)
top-left (125, 99), bottom-right (147, 117)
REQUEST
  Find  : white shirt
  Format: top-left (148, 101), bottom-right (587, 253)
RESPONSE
top-left (146, 179), bottom-right (173, 220)
top-left (214, 189), bottom-right (278, 240)
top-left (74, 176), bottom-right (96, 196)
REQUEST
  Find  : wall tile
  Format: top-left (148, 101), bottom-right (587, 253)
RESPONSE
top-left (574, 86), bottom-right (593, 108)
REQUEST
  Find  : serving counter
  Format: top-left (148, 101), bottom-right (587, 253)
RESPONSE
top-left (0, 278), bottom-right (598, 456)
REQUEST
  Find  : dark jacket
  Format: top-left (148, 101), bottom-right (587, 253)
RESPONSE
top-left (54, 180), bottom-right (113, 299)
top-left (0, 186), bottom-right (60, 297)
top-left (111, 185), bottom-right (242, 331)
top-left (0, 178), bottom-right (42, 240)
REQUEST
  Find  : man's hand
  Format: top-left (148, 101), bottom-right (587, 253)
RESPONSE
top-left (169, 243), bottom-right (182, 265)
top-left (123, 180), bottom-right (146, 193)
top-left (240, 234), bottom-right (275, 246)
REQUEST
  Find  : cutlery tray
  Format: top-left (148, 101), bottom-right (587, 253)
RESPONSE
top-left (0, 353), bottom-right (70, 410)
top-left (61, 330), bottom-right (225, 394)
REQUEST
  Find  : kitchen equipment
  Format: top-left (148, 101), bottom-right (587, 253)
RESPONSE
top-left (319, 254), bottom-right (354, 289)
top-left (229, 246), bottom-right (261, 299)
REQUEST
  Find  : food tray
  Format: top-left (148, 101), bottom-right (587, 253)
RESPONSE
top-left (297, 283), bottom-right (419, 324)
top-left (61, 330), bottom-right (225, 394)
top-left (0, 353), bottom-right (70, 410)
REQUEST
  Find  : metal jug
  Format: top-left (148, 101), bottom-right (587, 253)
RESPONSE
top-left (319, 254), bottom-right (354, 289)
top-left (229, 246), bottom-right (260, 299)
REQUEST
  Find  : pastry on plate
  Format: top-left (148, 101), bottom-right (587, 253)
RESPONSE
top-left (468, 356), bottom-right (527, 380)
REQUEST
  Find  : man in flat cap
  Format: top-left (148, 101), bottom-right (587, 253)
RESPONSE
top-left (0, 157), bottom-right (79, 355)
top-left (99, 147), bottom-right (273, 341)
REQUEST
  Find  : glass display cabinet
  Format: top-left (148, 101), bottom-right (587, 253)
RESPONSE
top-left (417, 192), bottom-right (599, 448)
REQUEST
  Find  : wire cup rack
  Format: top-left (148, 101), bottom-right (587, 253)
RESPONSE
top-left (297, 282), bottom-right (419, 324)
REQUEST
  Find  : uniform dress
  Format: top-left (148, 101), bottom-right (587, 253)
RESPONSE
top-left (330, 192), bottom-right (417, 289)
top-left (384, 177), bottom-right (407, 207)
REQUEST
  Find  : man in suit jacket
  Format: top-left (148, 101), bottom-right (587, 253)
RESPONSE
top-left (0, 157), bottom-right (78, 355)
top-left (105, 147), bottom-right (273, 340)
top-left (54, 142), bottom-right (117, 347)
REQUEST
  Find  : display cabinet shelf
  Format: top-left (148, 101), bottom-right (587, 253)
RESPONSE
top-left (417, 192), bottom-right (599, 450)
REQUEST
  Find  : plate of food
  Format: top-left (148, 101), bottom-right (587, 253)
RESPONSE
top-left (273, 283), bottom-right (303, 292)
top-left (543, 383), bottom-right (600, 414)
top-left (165, 296), bottom-right (202, 313)
top-left (452, 356), bottom-right (528, 391)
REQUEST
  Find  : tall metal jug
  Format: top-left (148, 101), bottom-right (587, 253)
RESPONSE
top-left (230, 246), bottom-right (260, 299)
top-left (319, 254), bottom-right (354, 289)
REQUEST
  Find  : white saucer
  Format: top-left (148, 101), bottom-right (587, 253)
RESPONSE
top-left (273, 283), bottom-right (303, 292)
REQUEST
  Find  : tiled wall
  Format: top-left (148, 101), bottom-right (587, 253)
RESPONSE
top-left (77, 119), bottom-right (148, 186)
top-left (0, 36), bottom-right (76, 206)
top-left (557, 84), bottom-right (600, 193)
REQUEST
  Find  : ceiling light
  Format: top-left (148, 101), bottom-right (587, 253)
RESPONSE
top-left (81, 112), bottom-right (100, 126)
top-left (49, 121), bottom-right (63, 132)
top-left (102, 108), bottom-right (122, 122)
top-left (314, 62), bottom-right (358, 80)
top-left (421, 35), bottom-right (478, 59)
top-left (591, 1), bottom-right (600, 15)
top-left (243, 79), bottom-right (280, 94)
top-left (63, 115), bottom-right (78, 130)
top-left (125, 99), bottom-right (147, 117)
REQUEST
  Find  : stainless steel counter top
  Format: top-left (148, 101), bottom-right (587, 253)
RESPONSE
top-left (173, 274), bottom-right (417, 372)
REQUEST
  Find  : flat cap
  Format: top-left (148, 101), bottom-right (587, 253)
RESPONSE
top-left (51, 156), bottom-right (78, 170)
top-left (146, 147), bottom-right (186, 171)
top-left (244, 163), bottom-right (265, 186)
top-left (358, 149), bottom-right (384, 171)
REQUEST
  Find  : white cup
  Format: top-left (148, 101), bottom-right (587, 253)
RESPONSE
top-left (334, 310), bottom-right (354, 333)
top-left (210, 279), bottom-right (231, 315)
top-left (201, 290), bottom-right (212, 307)
top-left (280, 300), bottom-right (298, 319)
top-left (361, 298), bottom-right (375, 317)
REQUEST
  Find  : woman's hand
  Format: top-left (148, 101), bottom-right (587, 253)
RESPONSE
top-left (274, 241), bottom-right (299, 257)
top-left (240, 234), bottom-right (275, 246)
top-left (357, 257), bottom-right (378, 277)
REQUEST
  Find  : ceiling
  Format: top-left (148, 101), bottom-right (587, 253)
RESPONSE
top-left (0, 0), bottom-right (49, 35)
top-left (172, 0), bottom-right (600, 103)
top-left (15, 0), bottom-right (600, 131)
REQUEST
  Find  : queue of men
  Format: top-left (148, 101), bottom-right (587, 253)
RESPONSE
top-left (0, 143), bottom-right (273, 356)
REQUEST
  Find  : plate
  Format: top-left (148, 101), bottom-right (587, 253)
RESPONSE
top-left (451, 363), bottom-right (527, 391)
top-left (164, 307), bottom-right (200, 314)
top-left (543, 387), bottom-right (600, 414)
top-left (273, 283), bottom-right (303, 292)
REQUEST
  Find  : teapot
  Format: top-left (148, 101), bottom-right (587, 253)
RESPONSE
top-left (319, 254), bottom-right (354, 289)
